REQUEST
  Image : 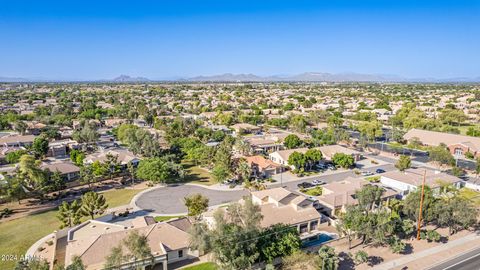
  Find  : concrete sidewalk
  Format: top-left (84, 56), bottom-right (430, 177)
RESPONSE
top-left (373, 233), bottom-right (480, 270)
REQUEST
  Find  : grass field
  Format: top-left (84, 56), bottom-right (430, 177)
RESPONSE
top-left (0, 187), bottom-right (145, 269)
top-left (100, 187), bottom-right (146, 208)
top-left (182, 160), bottom-right (216, 185)
top-left (182, 262), bottom-right (218, 270)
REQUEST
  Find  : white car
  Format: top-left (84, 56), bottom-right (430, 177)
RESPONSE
top-left (312, 179), bottom-right (326, 186)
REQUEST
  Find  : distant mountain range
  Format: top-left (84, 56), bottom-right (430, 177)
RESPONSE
top-left (185, 72), bottom-right (480, 83)
top-left (1, 72), bottom-right (479, 83)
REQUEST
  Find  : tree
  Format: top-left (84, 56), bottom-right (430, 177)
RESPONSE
top-left (235, 158), bottom-right (251, 182)
top-left (127, 162), bottom-right (136, 185)
top-left (356, 185), bottom-right (384, 212)
top-left (73, 122), bottom-right (99, 145)
top-left (429, 144), bottom-right (454, 166)
top-left (123, 231), bottom-right (153, 267)
top-left (14, 120), bottom-right (28, 135)
top-left (32, 135), bottom-right (49, 158)
top-left (357, 121), bottom-right (383, 141)
top-left (336, 205), bottom-right (363, 249)
top-left (189, 197), bottom-right (263, 270)
top-left (435, 196), bottom-right (477, 235)
top-left (283, 134), bottom-right (302, 149)
top-left (80, 164), bottom-right (96, 189)
top-left (388, 236), bottom-right (406, 254)
top-left (91, 160), bottom-right (108, 179)
top-left (3, 175), bottom-right (26, 204)
top-left (104, 245), bottom-right (124, 270)
top-left (318, 246), bottom-right (339, 270)
top-left (395, 155), bottom-right (411, 171)
top-left (212, 163), bottom-right (231, 183)
top-left (258, 224), bottom-right (301, 263)
top-left (66, 256), bottom-right (85, 270)
top-left (288, 151), bottom-right (306, 172)
top-left (17, 154), bottom-right (50, 199)
top-left (304, 148), bottom-right (322, 170)
top-left (403, 186), bottom-right (437, 226)
top-left (135, 157), bottom-right (184, 183)
top-left (80, 191), bottom-right (108, 220)
top-left (70, 149), bottom-right (85, 166)
top-left (57, 200), bottom-right (82, 229)
top-left (105, 153), bottom-right (121, 180)
top-left (353, 250), bottom-right (368, 265)
top-left (332, 153), bottom-right (354, 168)
top-left (5, 149), bottom-right (28, 164)
top-left (184, 193), bottom-right (209, 217)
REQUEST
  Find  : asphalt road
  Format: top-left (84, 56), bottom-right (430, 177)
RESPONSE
top-left (135, 162), bottom-right (397, 214)
top-left (270, 163), bottom-right (396, 191)
top-left (135, 184), bottom-right (249, 214)
top-left (428, 246), bottom-right (480, 270)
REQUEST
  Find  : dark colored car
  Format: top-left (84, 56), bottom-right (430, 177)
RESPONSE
top-left (297, 182), bottom-right (314, 189)
top-left (375, 168), bottom-right (386, 174)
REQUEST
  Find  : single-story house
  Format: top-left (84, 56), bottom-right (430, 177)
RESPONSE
top-left (316, 177), bottom-right (398, 217)
top-left (0, 134), bottom-right (36, 148)
top-left (84, 148), bottom-right (141, 168)
top-left (64, 217), bottom-right (197, 270)
top-left (317, 144), bottom-right (363, 161)
top-left (380, 168), bottom-right (463, 198)
top-left (229, 123), bottom-right (262, 135)
top-left (404, 128), bottom-right (480, 159)
top-left (41, 162), bottom-right (80, 181)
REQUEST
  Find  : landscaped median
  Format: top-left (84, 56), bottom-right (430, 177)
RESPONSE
top-left (0, 187), bottom-right (146, 269)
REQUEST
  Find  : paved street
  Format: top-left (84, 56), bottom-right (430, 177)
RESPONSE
top-left (135, 184), bottom-right (249, 214)
top-left (270, 163), bottom-right (396, 191)
top-left (428, 246), bottom-right (480, 270)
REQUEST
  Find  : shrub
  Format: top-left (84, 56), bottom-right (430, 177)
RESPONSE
top-left (353, 250), bottom-right (368, 265)
top-left (426, 230), bottom-right (441, 242)
top-left (388, 236), bottom-right (406, 254)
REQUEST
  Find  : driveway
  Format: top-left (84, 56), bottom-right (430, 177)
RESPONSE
top-left (135, 184), bottom-right (249, 214)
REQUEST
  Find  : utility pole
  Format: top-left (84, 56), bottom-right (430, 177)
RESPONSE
top-left (416, 169), bottom-right (427, 240)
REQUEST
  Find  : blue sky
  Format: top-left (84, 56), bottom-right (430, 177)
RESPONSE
top-left (0, 0), bottom-right (479, 80)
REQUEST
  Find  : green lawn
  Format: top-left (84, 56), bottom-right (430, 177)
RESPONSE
top-left (0, 209), bottom-right (59, 269)
top-left (182, 262), bottom-right (218, 270)
top-left (303, 186), bottom-right (323, 196)
top-left (101, 187), bottom-right (146, 208)
top-left (154, 215), bottom-right (185, 222)
top-left (182, 160), bottom-right (216, 186)
top-left (0, 187), bottom-right (145, 269)
top-left (457, 124), bottom-right (479, 136)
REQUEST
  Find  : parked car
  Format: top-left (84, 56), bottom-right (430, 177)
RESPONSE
top-left (327, 164), bottom-right (337, 170)
top-left (312, 179), bottom-right (326, 186)
top-left (361, 171), bottom-right (374, 176)
top-left (375, 168), bottom-right (386, 174)
top-left (315, 164), bottom-right (327, 170)
top-left (297, 182), bottom-right (314, 189)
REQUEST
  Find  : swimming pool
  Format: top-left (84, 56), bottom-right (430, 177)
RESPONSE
top-left (301, 233), bottom-right (335, 247)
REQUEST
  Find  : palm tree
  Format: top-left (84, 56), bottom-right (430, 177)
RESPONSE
top-left (236, 158), bottom-right (252, 182)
